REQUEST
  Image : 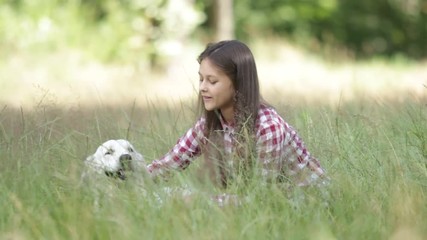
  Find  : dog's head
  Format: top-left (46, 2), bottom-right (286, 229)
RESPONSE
top-left (85, 139), bottom-right (145, 180)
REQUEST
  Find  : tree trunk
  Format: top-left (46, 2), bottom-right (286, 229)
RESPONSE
top-left (214, 0), bottom-right (234, 41)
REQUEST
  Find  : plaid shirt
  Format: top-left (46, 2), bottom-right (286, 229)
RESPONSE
top-left (147, 104), bottom-right (327, 186)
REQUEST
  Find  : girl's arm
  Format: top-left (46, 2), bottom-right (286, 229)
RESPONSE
top-left (147, 118), bottom-right (206, 177)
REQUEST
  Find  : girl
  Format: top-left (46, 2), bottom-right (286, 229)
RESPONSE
top-left (147, 40), bottom-right (327, 189)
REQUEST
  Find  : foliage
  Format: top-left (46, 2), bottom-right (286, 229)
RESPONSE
top-left (1, 0), bottom-right (426, 64)
top-left (0, 0), bottom-right (204, 65)
top-left (230, 0), bottom-right (427, 59)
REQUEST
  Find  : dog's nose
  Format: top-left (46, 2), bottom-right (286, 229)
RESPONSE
top-left (120, 154), bottom-right (132, 170)
top-left (120, 154), bottom-right (132, 162)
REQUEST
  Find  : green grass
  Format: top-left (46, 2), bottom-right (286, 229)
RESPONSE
top-left (0, 96), bottom-right (426, 239)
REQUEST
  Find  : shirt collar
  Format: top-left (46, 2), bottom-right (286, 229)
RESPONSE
top-left (214, 110), bottom-right (235, 130)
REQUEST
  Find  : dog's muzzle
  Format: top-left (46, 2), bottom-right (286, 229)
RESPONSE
top-left (105, 154), bottom-right (133, 180)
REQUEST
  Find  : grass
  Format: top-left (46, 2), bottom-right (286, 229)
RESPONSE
top-left (0, 93), bottom-right (426, 239)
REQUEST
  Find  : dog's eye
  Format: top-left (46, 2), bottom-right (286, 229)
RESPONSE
top-left (105, 149), bottom-right (114, 155)
top-left (128, 147), bottom-right (134, 152)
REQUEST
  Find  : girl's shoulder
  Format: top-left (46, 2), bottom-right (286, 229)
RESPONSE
top-left (257, 104), bottom-right (282, 120)
top-left (256, 104), bottom-right (287, 128)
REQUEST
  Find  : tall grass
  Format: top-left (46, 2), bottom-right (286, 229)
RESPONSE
top-left (0, 95), bottom-right (426, 239)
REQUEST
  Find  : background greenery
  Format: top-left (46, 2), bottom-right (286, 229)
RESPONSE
top-left (230, 0), bottom-right (427, 59)
top-left (1, 0), bottom-right (426, 66)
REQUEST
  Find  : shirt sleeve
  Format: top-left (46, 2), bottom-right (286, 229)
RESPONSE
top-left (147, 118), bottom-right (205, 177)
top-left (256, 119), bottom-right (327, 186)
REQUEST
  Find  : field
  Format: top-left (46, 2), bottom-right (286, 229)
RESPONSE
top-left (0, 42), bottom-right (426, 239)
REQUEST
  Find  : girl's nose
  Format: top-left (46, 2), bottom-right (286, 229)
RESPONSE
top-left (199, 80), bottom-right (207, 92)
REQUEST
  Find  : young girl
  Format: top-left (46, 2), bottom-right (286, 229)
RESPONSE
top-left (147, 40), bottom-right (327, 189)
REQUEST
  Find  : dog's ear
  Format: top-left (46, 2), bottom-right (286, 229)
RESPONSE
top-left (84, 154), bottom-right (99, 171)
top-left (81, 154), bottom-right (97, 183)
top-left (85, 154), bottom-right (95, 164)
top-left (84, 154), bottom-right (105, 176)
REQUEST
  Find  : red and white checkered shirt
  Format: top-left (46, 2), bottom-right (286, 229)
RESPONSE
top-left (147, 104), bottom-right (327, 186)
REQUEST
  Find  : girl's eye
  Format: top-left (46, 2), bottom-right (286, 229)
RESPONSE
top-left (199, 78), bottom-right (217, 85)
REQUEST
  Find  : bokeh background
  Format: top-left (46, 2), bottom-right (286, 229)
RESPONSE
top-left (0, 0), bottom-right (426, 108)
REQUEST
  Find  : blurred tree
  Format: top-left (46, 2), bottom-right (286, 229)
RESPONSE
top-left (0, 0), bottom-right (205, 68)
top-left (214, 0), bottom-right (235, 41)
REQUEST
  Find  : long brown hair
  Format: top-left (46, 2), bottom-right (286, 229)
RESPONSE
top-left (196, 40), bottom-right (261, 188)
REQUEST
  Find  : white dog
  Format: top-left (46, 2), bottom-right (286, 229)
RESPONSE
top-left (81, 139), bottom-right (147, 209)
top-left (81, 139), bottom-right (244, 208)
top-left (83, 139), bottom-right (146, 181)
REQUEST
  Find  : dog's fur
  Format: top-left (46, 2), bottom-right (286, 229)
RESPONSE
top-left (83, 139), bottom-right (146, 181)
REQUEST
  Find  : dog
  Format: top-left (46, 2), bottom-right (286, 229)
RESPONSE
top-left (83, 139), bottom-right (146, 180)
top-left (81, 139), bottom-right (147, 209)
top-left (81, 139), bottom-right (244, 208)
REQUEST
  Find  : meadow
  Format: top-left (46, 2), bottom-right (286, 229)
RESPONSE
top-left (0, 34), bottom-right (426, 239)
top-left (0, 86), bottom-right (426, 239)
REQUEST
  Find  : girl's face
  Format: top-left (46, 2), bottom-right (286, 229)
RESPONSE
top-left (199, 58), bottom-right (236, 119)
